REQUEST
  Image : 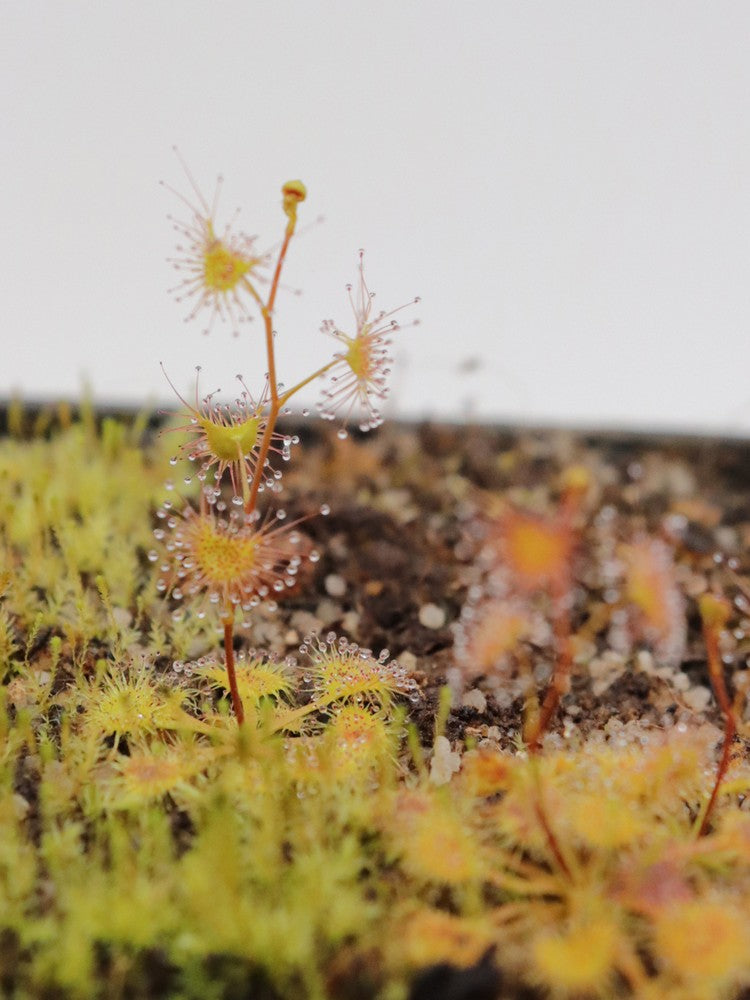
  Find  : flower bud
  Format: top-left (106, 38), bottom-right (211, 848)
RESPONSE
top-left (282, 179), bottom-right (307, 222)
top-left (698, 592), bottom-right (731, 630)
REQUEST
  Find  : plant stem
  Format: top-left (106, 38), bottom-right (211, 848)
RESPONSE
top-left (526, 583), bottom-right (572, 752)
top-left (246, 399), bottom-right (281, 514)
top-left (264, 226), bottom-right (294, 407)
top-left (696, 611), bottom-right (736, 837)
top-left (222, 613), bottom-right (244, 724)
top-left (533, 797), bottom-right (572, 879)
top-left (245, 227), bottom-right (296, 515)
top-left (530, 759), bottom-right (572, 880)
top-left (278, 359), bottom-right (338, 407)
top-left (696, 716), bottom-right (734, 837)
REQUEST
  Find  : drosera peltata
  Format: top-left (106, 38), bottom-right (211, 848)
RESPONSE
top-left (158, 155), bottom-right (419, 723)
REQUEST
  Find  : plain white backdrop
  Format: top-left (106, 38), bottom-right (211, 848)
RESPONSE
top-left (3, 1), bottom-right (750, 433)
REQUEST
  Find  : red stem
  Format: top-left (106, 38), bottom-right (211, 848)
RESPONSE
top-left (697, 624), bottom-right (735, 836)
top-left (527, 580), bottom-right (572, 752)
top-left (533, 796), bottom-right (572, 880)
top-left (245, 228), bottom-right (295, 515)
top-left (223, 617), bottom-right (245, 725)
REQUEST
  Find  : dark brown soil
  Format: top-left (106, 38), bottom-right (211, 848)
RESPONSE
top-left (264, 419), bottom-right (750, 752)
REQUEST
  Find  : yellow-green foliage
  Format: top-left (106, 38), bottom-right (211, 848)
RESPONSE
top-left (0, 406), bottom-right (172, 671)
top-left (3, 416), bottom-right (750, 999)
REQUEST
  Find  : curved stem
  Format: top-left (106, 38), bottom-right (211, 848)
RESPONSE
top-left (244, 227), bottom-right (296, 516)
top-left (696, 620), bottom-right (736, 836)
top-left (245, 399), bottom-right (280, 514)
top-left (530, 758), bottom-right (573, 880)
top-left (262, 227), bottom-right (294, 407)
top-left (222, 613), bottom-right (244, 725)
top-left (278, 359), bottom-right (338, 407)
top-left (262, 307), bottom-right (279, 408)
top-left (697, 712), bottom-right (735, 837)
top-left (533, 798), bottom-right (573, 880)
top-left (526, 582), bottom-right (572, 752)
top-left (268, 229), bottom-right (294, 317)
top-left (239, 275), bottom-right (264, 311)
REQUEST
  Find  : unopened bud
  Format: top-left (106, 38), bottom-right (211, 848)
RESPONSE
top-left (282, 179), bottom-right (307, 219)
top-left (698, 592), bottom-right (731, 630)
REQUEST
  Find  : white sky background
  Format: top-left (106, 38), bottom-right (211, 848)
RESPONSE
top-left (3, 1), bottom-right (750, 434)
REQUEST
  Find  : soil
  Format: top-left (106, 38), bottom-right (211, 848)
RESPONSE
top-left (264, 419), bottom-right (750, 755)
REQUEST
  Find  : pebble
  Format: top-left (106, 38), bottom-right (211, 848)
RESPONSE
top-left (328, 534), bottom-right (349, 560)
top-left (461, 689), bottom-right (487, 713)
top-left (324, 574), bottom-right (347, 598)
top-left (672, 671), bottom-right (690, 692)
top-left (419, 603), bottom-right (446, 629)
top-left (341, 610), bottom-right (361, 634)
top-left (429, 736), bottom-right (461, 786)
top-left (635, 650), bottom-right (656, 675)
top-left (290, 610), bottom-right (322, 635)
top-left (380, 488), bottom-right (418, 523)
top-left (398, 650), bottom-right (418, 673)
top-left (682, 685), bottom-right (712, 713)
top-left (315, 599), bottom-right (340, 626)
top-left (715, 526), bottom-right (739, 552)
top-left (445, 473), bottom-right (470, 499)
top-left (589, 651), bottom-right (626, 696)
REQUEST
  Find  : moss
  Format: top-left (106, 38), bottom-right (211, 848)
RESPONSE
top-left (2, 412), bottom-right (750, 999)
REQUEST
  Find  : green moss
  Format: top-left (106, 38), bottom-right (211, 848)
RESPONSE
top-left (2, 412), bottom-right (750, 999)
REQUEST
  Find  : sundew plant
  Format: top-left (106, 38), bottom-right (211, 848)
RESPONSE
top-left (159, 154), bottom-right (419, 723)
